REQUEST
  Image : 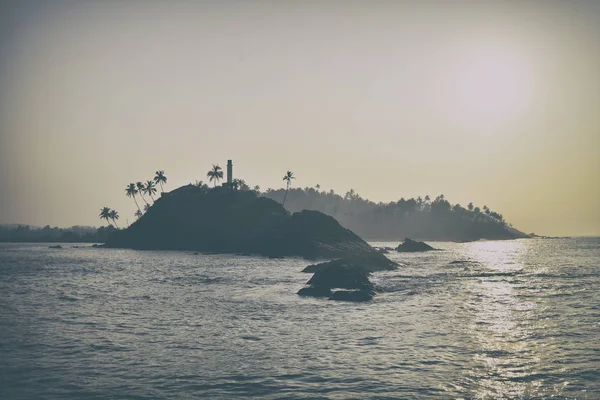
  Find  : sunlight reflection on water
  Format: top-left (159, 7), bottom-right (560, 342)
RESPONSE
top-left (467, 240), bottom-right (526, 272)
top-left (463, 240), bottom-right (565, 399)
top-left (0, 239), bottom-right (599, 399)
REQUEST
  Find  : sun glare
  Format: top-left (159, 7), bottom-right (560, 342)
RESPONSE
top-left (451, 44), bottom-right (534, 124)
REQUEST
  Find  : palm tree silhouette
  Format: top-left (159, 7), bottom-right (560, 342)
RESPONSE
top-left (108, 209), bottom-right (119, 228)
top-left (144, 180), bottom-right (157, 202)
top-left (207, 164), bottom-right (223, 187)
top-left (126, 183), bottom-right (141, 211)
top-left (135, 210), bottom-right (143, 219)
top-left (99, 207), bottom-right (112, 227)
top-left (144, 204), bottom-right (150, 212)
top-left (467, 202), bottom-right (474, 212)
top-left (136, 182), bottom-right (149, 206)
top-left (282, 170), bottom-right (295, 207)
top-left (154, 170), bottom-right (167, 193)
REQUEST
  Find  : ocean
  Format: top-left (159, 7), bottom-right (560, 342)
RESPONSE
top-left (0, 238), bottom-right (598, 399)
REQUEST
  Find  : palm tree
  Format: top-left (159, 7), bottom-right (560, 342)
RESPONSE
top-left (154, 170), bottom-right (167, 193)
top-left (144, 180), bottom-right (157, 202)
top-left (135, 210), bottom-right (143, 219)
top-left (108, 209), bottom-right (119, 228)
top-left (125, 183), bottom-right (141, 211)
top-left (207, 164), bottom-right (223, 187)
top-left (282, 170), bottom-right (295, 207)
top-left (253, 185), bottom-right (261, 192)
top-left (315, 184), bottom-right (321, 190)
top-left (232, 178), bottom-right (249, 191)
top-left (467, 202), bottom-right (474, 212)
top-left (99, 207), bottom-right (112, 227)
top-left (144, 204), bottom-right (150, 212)
top-left (136, 182), bottom-right (149, 206)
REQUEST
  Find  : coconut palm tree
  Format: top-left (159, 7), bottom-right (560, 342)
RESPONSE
top-left (154, 170), bottom-right (167, 193)
top-left (136, 182), bottom-right (149, 206)
top-left (135, 210), bottom-right (143, 219)
top-left (206, 164), bottom-right (223, 187)
top-left (467, 202), bottom-right (474, 212)
top-left (125, 183), bottom-right (141, 211)
top-left (99, 207), bottom-right (112, 227)
top-left (144, 180), bottom-right (157, 202)
top-left (108, 209), bottom-right (119, 228)
top-left (282, 170), bottom-right (295, 207)
top-left (417, 196), bottom-right (423, 208)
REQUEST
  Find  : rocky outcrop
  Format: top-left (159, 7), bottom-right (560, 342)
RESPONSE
top-left (105, 186), bottom-right (376, 260)
top-left (396, 238), bottom-right (436, 252)
top-left (297, 254), bottom-right (396, 302)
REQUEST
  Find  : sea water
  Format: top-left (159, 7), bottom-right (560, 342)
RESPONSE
top-left (0, 238), bottom-right (598, 399)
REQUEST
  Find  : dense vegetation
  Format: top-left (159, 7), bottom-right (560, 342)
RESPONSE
top-left (261, 187), bottom-right (525, 241)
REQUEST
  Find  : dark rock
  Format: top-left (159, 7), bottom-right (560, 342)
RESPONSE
top-left (105, 188), bottom-right (376, 260)
top-left (396, 238), bottom-right (435, 252)
top-left (48, 245), bottom-right (63, 249)
top-left (297, 286), bottom-right (332, 298)
top-left (306, 264), bottom-right (373, 291)
top-left (329, 290), bottom-right (374, 302)
top-left (298, 253), bottom-right (394, 300)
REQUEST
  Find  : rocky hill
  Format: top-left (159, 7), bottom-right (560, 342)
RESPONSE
top-left (106, 185), bottom-right (377, 259)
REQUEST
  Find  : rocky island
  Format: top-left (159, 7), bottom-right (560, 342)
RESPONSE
top-left (396, 238), bottom-right (436, 252)
top-left (106, 184), bottom-right (378, 260)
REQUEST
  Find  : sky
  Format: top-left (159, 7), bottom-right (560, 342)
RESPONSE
top-left (0, 0), bottom-right (598, 236)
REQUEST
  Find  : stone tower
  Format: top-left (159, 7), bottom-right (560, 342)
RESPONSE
top-left (227, 160), bottom-right (233, 185)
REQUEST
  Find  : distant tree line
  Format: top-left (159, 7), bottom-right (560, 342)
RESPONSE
top-left (0, 225), bottom-right (116, 243)
top-left (260, 186), bottom-right (518, 241)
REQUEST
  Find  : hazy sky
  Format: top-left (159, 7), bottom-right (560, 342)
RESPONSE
top-left (0, 0), bottom-right (598, 236)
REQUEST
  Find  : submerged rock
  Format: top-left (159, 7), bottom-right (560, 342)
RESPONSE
top-left (48, 245), bottom-right (63, 249)
top-left (375, 246), bottom-right (392, 254)
top-left (396, 238), bottom-right (435, 252)
top-left (302, 252), bottom-right (397, 274)
top-left (330, 290), bottom-right (374, 302)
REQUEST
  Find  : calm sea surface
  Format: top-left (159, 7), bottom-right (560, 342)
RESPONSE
top-left (0, 238), bottom-right (598, 399)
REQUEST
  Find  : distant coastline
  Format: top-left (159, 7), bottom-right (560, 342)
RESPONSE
top-left (0, 225), bottom-right (115, 243)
